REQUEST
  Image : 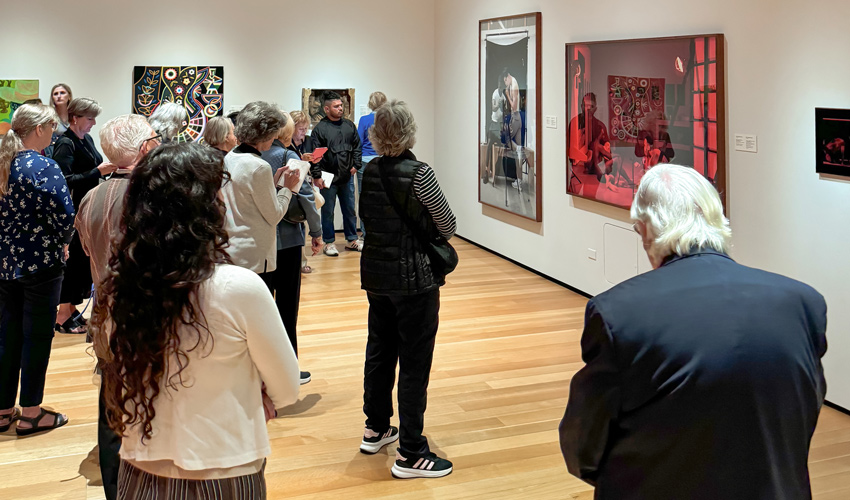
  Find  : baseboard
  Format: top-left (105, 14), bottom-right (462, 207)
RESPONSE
top-left (825, 400), bottom-right (850, 417)
top-left (454, 234), bottom-right (592, 299)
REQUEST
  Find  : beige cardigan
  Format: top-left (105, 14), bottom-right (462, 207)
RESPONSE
top-left (222, 150), bottom-right (292, 273)
top-left (119, 264), bottom-right (300, 473)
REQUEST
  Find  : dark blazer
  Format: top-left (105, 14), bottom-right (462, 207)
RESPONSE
top-left (559, 250), bottom-right (827, 500)
top-left (52, 129), bottom-right (104, 209)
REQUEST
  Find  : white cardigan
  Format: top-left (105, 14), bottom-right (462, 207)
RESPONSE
top-left (119, 264), bottom-right (300, 473)
top-left (222, 150), bottom-right (292, 273)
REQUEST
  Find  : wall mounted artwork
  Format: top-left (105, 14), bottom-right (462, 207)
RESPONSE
top-left (133, 66), bottom-right (224, 143)
top-left (566, 35), bottom-right (726, 210)
top-left (815, 108), bottom-right (850, 177)
top-left (0, 80), bottom-right (39, 135)
top-left (302, 88), bottom-right (355, 130)
top-left (478, 12), bottom-right (542, 222)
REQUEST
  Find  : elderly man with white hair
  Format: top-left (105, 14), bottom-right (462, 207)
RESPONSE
top-left (147, 101), bottom-right (186, 142)
top-left (75, 113), bottom-right (160, 500)
top-left (559, 164), bottom-right (827, 500)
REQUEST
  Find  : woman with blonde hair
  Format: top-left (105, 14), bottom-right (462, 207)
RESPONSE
top-left (52, 97), bottom-right (116, 333)
top-left (203, 115), bottom-right (238, 155)
top-left (355, 91), bottom-right (387, 242)
top-left (0, 104), bottom-right (76, 435)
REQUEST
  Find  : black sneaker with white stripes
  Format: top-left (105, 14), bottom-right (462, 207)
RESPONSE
top-left (359, 426), bottom-right (399, 454)
top-left (299, 371), bottom-right (311, 385)
top-left (391, 448), bottom-right (453, 479)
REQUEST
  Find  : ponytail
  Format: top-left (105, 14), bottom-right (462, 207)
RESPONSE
top-left (0, 103), bottom-right (59, 200)
top-left (0, 129), bottom-right (24, 199)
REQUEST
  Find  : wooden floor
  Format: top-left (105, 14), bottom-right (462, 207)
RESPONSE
top-left (2, 238), bottom-right (849, 499)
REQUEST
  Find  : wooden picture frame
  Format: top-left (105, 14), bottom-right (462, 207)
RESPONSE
top-left (478, 12), bottom-right (542, 221)
top-left (566, 34), bottom-right (726, 210)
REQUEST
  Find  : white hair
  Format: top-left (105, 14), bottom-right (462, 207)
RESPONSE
top-left (630, 163), bottom-right (731, 262)
top-left (148, 101), bottom-right (186, 141)
top-left (369, 99), bottom-right (417, 156)
top-left (99, 114), bottom-right (154, 167)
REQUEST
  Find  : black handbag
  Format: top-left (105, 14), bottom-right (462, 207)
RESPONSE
top-left (283, 195), bottom-right (306, 224)
top-left (378, 161), bottom-right (458, 276)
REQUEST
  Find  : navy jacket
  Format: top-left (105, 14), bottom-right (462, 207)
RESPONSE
top-left (559, 250), bottom-right (827, 500)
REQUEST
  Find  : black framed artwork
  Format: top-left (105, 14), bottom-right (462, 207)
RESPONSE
top-left (816, 107), bottom-right (850, 177)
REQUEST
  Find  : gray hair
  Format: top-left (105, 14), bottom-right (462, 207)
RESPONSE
top-left (369, 99), bottom-right (417, 156)
top-left (631, 163), bottom-right (731, 262)
top-left (148, 101), bottom-right (186, 142)
top-left (99, 114), bottom-right (154, 167)
top-left (235, 101), bottom-right (285, 145)
top-left (68, 97), bottom-right (102, 119)
top-left (0, 104), bottom-right (59, 198)
top-left (203, 116), bottom-right (233, 148)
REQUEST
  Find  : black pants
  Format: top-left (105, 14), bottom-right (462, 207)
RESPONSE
top-left (59, 232), bottom-right (92, 305)
top-left (98, 381), bottom-right (120, 500)
top-left (0, 265), bottom-right (63, 408)
top-left (270, 246), bottom-right (302, 356)
top-left (363, 289), bottom-right (440, 456)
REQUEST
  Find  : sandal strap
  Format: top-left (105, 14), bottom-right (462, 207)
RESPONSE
top-left (0, 408), bottom-right (20, 423)
top-left (17, 407), bottom-right (64, 426)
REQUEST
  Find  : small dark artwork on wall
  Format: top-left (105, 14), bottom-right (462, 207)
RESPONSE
top-left (815, 108), bottom-right (850, 177)
top-left (566, 35), bottom-right (726, 210)
top-left (302, 88), bottom-right (355, 130)
top-left (133, 66), bottom-right (224, 143)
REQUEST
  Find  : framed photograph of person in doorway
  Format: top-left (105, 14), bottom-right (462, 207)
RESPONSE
top-left (479, 12), bottom-right (542, 222)
top-left (815, 107), bottom-right (850, 177)
top-left (566, 34), bottom-right (726, 210)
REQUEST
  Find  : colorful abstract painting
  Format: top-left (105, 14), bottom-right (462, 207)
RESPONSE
top-left (133, 66), bottom-right (223, 143)
top-left (608, 75), bottom-right (665, 144)
top-left (0, 80), bottom-right (39, 135)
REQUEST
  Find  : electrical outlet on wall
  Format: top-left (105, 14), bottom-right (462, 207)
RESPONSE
top-left (587, 248), bottom-right (597, 261)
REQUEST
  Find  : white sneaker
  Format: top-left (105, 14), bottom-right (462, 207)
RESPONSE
top-left (323, 243), bottom-right (339, 257)
top-left (345, 239), bottom-right (363, 252)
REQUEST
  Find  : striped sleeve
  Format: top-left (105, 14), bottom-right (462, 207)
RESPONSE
top-left (413, 164), bottom-right (456, 239)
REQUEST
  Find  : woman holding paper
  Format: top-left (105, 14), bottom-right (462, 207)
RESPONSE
top-left (220, 102), bottom-right (301, 288)
top-left (261, 112), bottom-right (321, 385)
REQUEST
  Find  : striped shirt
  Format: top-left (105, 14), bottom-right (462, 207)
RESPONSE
top-left (412, 164), bottom-right (456, 239)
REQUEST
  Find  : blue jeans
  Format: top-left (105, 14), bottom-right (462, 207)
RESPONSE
top-left (0, 265), bottom-right (64, 408)
top-left (320, 177), bottom-right (358, 243)
top-left (359, 156), bottom-right (378, 238)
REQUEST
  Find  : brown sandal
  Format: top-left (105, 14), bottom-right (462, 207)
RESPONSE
top-left (0, 408), bottom-right (20, 432)
top-left (15, 408), bottom-right (68, 436)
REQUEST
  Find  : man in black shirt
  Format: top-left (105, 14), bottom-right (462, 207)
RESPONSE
top-left (309, 91), bottom-right (362, 256)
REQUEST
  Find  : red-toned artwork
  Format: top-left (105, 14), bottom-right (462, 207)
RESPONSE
top-left (566, 35), bottom-right (726, 210)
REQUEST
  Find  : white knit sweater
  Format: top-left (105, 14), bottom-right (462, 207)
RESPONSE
top-left (221, 150), bottom-right (292, 273)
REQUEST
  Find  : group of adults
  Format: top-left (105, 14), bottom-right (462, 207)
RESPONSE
top-left (0, 83), bottom-right (831, 500)
top-left (0, 86), bottom-right (458, 499)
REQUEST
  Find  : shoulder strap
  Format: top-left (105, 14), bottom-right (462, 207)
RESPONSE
top-left (377, 158), bottom-right (434, 247)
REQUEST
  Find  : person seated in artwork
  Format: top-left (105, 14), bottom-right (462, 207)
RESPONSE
top-left (483, 78), bottom-right (505, 185)
top-left (824, 137), bottom-right (846, 164)
top-left (501, 68), bottom-right (524, 189)
top-left (633, 111), bottom-right (674, 175)
top-left (568, 93), bottom-right (632, 189)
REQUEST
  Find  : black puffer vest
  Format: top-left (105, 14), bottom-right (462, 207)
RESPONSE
top-left (359, 151), bottom-right (444, 295)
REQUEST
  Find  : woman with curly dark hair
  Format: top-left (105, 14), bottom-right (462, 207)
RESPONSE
top-left (90, 142), bottom-right (299, 499)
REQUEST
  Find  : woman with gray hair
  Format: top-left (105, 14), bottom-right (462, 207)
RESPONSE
top-left (147, 101), bottom-right (186, 142)
top-left (358, 100), bottom-right (456, 479)
top-left (52, 97), bottom-right (116, 333)
top-left (630, 163), bottom-right (731, 268)
top-left (203, 115), bottom-right (237, 155)
top-left (221, 101), bottom-right (301, 287)
top-left (0, 104), bottom-right (75, 435)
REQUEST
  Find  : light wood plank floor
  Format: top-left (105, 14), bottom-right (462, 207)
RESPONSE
top-left (1, 238), bottom-right (849, 499)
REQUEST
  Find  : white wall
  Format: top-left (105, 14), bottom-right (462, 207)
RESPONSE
top-left (435, 0), bottom-right (850, 408)
top-left (1, 0), bottom-right (436, 165)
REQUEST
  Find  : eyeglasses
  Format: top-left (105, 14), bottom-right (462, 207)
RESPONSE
top-left (139, 133), bottom-right (162, 151)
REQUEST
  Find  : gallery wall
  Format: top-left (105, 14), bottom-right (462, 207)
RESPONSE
top-left (434, 0), bottom-right (850, 409)
top-left (0, 0), bottom-right (437, 166)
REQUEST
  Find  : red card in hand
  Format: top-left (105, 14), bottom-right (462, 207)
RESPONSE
top-left (311, 147), bottom-right (328, 161)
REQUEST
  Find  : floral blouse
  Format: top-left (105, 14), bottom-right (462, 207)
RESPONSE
top-left (0, 150), bottom-right (76, 279)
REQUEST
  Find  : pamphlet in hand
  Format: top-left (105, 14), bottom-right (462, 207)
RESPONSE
top-left (311, 147), bottom-right (328, 161)
top-left (277, 158), bottom-right (312, 191)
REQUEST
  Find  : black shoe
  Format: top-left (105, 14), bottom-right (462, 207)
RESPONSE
top-left (299, 371), bottom-right (311, 385)
top-left (360, 426), bottom-right (399, 454)
top-left (391, 448), bottom-right (453, 478)
top-left (70, 310), bottom-right (87, 326)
